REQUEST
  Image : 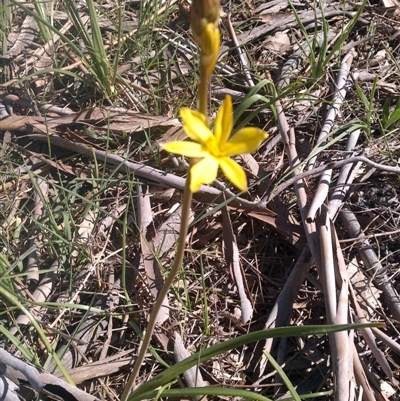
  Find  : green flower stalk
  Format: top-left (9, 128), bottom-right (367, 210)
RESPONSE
top-left (120, 175), bottom-right (192, 401)
top-left (120, 2), bottom-right (268, 400)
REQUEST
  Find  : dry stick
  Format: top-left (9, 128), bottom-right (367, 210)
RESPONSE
top-left (9, 267), bottom-right (56, 338)
top-left (348, 283), bottom-right (394, 381)
top-left (325, 128), bottom-right (380, 400)
top-left (348, 329), bottom-right (356, 400)
top-left (174, 332), bottom-right (207, 401)
top-left (275, 101), bottom-right (317, 254)
top-left (221, 6), bottom-right (362, 55)
top-left (328, 128), bottom-right (362, 219)
top-left (339, 205), bottom-right (400, 322)
top-left (306, 169), bottom-right (332, 222)
top-left (372, 327), bottom-right (400, 356)
top-left (0, 348), bottom-right (99, 401)
top-left (340, 228), bottom-right (400, 242)
top-left (18, 136), bottom-right (400, 211)
top-left (224, 13), bottom-right (255, 87)
top-left (259, 248), bottom-right (312, 364)
top-left (307, 48), bottom-right (356, 173)
top-left (258, 93), bottom-right (321, 375)
top-left (22, 132), bottom-right (260, 211)
top-left (265, 154), bottom-right (400, 205)
top-left (305, 49), bottom-right (356, 401)
top-left (352, 342), bottom-right (377, 401)
top-left (319, 209), bottom-right (337, 323)
top-left (25, 129), bottom-right (400, 212)
top-left (318, 208), bottom-right (352, 401)
top-left (331, 217), bottom-right (351, 401)
top-left (349, 284), bottom-right (397, 398)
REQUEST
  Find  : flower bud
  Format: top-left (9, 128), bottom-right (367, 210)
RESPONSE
top-left (199, 23), bottom-right (219, 76)
top-left (190, 0), bottom-right (220, 49)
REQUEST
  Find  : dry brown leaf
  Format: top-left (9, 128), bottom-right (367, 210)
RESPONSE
top-left (381, 0), bottom-right (400, 8)
top-left (67, 359), bottom-right (131, 384)
top-left (0, 115), bottom-right (46, 131)
top-left (2, 15), bottom-right (38, 60)
top-left (34, 48), bottom-right (54, 88)
top-left (348, 257), bottom-right (382, 314)
top-left (152, 205), bottom-right (194, 256)
top-left (137, 184), bottom-right (169, 325)
top-left (245, 209), bottom-right (305, 249)
top-left (1, 107), bottom-right (180, 135)
top-left (262, 31), bottom-right (291, 53)
top-left (254, 12), bottom-right (293, 25)
top-left (239, 153), bottom-right (261, 176)
top-left (174, 332), bottom-right (207, 400)
top-left (222, 207), bottom-right (253, 324)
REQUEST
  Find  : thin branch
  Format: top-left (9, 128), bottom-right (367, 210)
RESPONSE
top-left (0, 348), bottom-right (99, 401)
top-left (264, 155), bottom-right (400, 205)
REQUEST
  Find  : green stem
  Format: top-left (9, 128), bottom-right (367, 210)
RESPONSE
top-left (121, 175), bottom-right (193, 401)
top-left (198, 62), bottom-right (208, 117)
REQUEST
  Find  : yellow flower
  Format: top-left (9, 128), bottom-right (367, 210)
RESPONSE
top-left (162, 95), bottom-right (268, 193)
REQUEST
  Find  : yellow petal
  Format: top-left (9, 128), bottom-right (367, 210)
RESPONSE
top-left (222, 128), bottom-right (268, 156)
top-left (219, 157), bottom-right (247, 192)
top-left (190, 156), bottom-right (218, 192)
top-left (214, 95), bottom-right (233, 147)
top-left (180, 108), bottom-right (212, 143)
top-left (162, 141), bottom-right (209, 158)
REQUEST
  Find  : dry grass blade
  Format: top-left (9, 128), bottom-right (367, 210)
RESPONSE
top-left (8, 269), bottom-right (55, 338)
top-left (26, 177), bottom-right (47, 283)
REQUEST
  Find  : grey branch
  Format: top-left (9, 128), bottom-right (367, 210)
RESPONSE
top-left (0, 348), bottom-right (99, 401)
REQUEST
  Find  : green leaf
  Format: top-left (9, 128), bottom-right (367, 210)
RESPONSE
top-left (129, 322), bottom-right (382, 401)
